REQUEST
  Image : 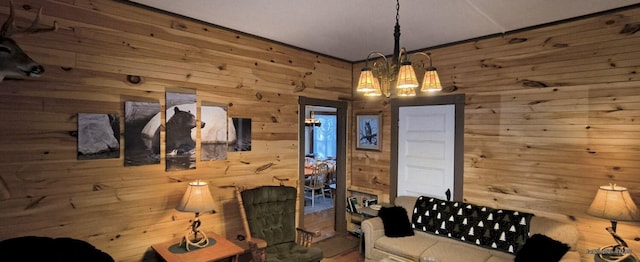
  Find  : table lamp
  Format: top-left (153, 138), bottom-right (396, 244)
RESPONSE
top-left (176, 180), bottom-right (216, 251)
top-left (587, 184), bottom-right (640, 262)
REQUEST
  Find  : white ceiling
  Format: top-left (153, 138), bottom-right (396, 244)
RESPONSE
top-left (129, 0), bottom-right (640, 62)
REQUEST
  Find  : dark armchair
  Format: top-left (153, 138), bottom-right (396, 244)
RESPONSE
top-left (237, 185), bottom-right (323, 262)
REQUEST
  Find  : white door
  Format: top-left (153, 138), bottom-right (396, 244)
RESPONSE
top-left (397, 104), bottom-right (455, 200)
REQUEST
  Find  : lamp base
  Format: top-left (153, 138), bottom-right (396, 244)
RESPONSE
top-left (594, 244), bottom-right (638, 262)
top-left (180, 229), bottom-right (209, 251)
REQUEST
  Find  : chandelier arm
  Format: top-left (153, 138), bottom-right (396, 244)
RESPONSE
top-left (413, 52), bottom-right (435, 69)
top-left (369, 52), bottom-right (392, 98)
top-left (364, 51), bottom-right (389, 66)
top-left (398, 47), bottom-right (410, 64)
top-left (365, 51), bottom-right (391, 78)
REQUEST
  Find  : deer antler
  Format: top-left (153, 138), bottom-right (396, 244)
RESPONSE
top-left (1, 1), bottom-right (57, 38)
top-left (0, 1), bottom-right (15, 37)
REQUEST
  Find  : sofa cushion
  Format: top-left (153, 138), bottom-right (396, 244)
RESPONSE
top-left (411, 196), bottom-right (533, 254)
top-left (379, 206), bottom-right (414, 237)
top-left (514, 234), bottom-right (569, 262)
top-left (375, 232), bottom-right (438, 260)
top-left (419, 241), bottom-right (492, 262)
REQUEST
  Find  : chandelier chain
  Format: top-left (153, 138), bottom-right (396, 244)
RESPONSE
top-left (396, 0), bottom-right (400, 25)
top-left (356, 0), bottom-right (443, 97)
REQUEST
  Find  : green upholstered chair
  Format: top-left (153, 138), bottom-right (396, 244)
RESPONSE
top-left (239, 185), bottom-right (323, 262)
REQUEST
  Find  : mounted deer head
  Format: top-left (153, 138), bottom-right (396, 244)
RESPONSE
top-left (0, 1), bottom-right (57, 81)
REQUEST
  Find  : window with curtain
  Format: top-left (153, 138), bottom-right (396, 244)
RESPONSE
top-left (312, 113), bottom-right (336, 159)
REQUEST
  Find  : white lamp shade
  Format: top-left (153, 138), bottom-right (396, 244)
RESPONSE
top-left (396, 63), bottom-right (419, 89)
top-left (396, 86), bottom-right (416, 96)
top-left (176, 181), bottom-right (215, 213)
top-left (364, 78), bottom-right (382, 96)
top-left (420, 69), bottom-right (442, 92)
top-left (587, 185), bottom-right (640, 221)
top-left (356, 68), bottom-right (379, 93)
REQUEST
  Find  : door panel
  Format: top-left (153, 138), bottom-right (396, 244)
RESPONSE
top-left (397, 104), bottom-right (455, 199)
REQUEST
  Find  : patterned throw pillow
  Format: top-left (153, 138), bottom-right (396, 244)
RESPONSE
top-left (411, 197), bottom-right (477, 239)
top-left (473, 208), bottom-right (532, 253)
top-left (411, 196), bottom-right (533, 254)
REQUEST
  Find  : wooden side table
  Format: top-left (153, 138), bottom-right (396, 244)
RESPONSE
top-left (152, 232), bottom-right (244, 262)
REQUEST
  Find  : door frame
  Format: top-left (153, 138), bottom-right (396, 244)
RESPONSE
top-left (390, 94), bottom-right (465, 203)
top-left (298, 97), bottom-right (348, 233)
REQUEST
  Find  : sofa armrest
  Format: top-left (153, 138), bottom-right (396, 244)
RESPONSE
top-left (361, 217), bottom-right (385, 258)
top-left (530, 216), bottom-right (579, 251)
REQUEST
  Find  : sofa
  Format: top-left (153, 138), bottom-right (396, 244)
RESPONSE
top-left (361, 196), bottom-right (581, 262)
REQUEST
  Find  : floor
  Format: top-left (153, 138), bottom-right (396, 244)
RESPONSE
top-left (304, 195), bottom-right (336, 243)
top-left (323, 247), bottom-right (364, 262)
top-left (304, 194), bottom-right (334, 214)
top-left (303, 195), bottom-right (364, 261)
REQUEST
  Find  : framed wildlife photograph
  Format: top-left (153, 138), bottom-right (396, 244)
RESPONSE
top-left (77, 113), bottom-right (120, 160)
top-left (165, 92), bottom-right (197, 171)
top-left (200, 102), bottom-right (228, 161)
top-left (124, 101), bottom-right (160, 166)
top-left (228, 118), bottom-right (252, 152)
top-left (356, 113), bottom-right (381, 151)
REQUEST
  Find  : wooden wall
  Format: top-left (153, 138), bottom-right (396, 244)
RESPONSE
top-left (3, 0), bottom-right (640, 261)
top-left (352, 6), bottom-right (640, 260)
top-left (0, 0), bottom-right (351, 261)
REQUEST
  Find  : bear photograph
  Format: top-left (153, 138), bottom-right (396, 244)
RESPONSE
top-left (165, 92), bottom-right (199, 171)
top-left (124, 101), bottom-right (160, 166)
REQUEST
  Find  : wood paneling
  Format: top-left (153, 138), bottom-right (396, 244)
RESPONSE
top-left (4, 1), bottom-right (640, 261)
top-left (0, 1), bottom-right (351, 261)
top-left (351, 6), bottom-right (640, 261)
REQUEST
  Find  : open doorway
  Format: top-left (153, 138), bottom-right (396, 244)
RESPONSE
top-left (303, 105), bottom-right (336, 214)
top-left (299, 97), bottom-right (347, 242)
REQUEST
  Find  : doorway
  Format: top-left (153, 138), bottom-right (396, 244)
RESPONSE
top-left (298, 97), bottom-right (347, 240)
top-left (390, 94), bottom-right (465, 202)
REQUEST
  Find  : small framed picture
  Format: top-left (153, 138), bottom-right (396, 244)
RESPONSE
top-left (356, 113), bottom-right (381, 151)
top-left (364, 198), bottom-right (378, 207)
top-left (348, 197), bottom-right (359, 213)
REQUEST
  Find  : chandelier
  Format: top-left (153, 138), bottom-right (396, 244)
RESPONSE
top-left (304, 111), bottom-right (321, 127)
top-left (356, 0), bottom-right (442, 98)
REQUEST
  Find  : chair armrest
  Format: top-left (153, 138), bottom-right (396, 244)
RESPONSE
top-left (361, 217), bottom-right (386, 259)
top-left (248, 237), bottom-right (267, 249)
top-left (296, 227), bottom-right (320, 247)
top-left (248, 237), bottom-right (267, 262)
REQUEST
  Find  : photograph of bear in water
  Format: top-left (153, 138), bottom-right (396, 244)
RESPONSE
top-left (166, 92), bottom-right (200, 171)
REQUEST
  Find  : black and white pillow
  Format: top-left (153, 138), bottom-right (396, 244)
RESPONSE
top-left (411, 196), bottom-right (533, 254)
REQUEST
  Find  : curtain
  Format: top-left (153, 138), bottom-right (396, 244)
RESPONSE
top-left (313, 114), bottom-right (336, 159)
